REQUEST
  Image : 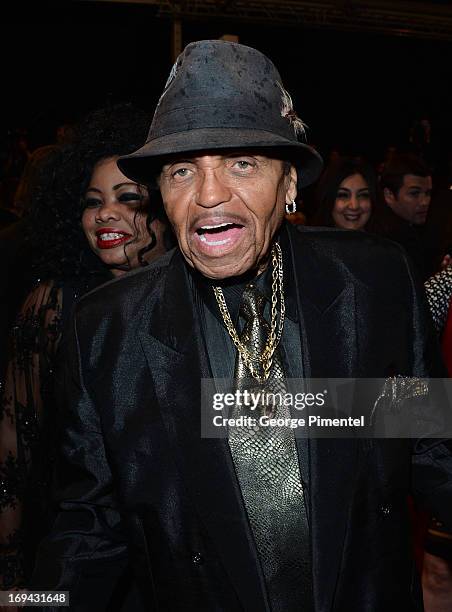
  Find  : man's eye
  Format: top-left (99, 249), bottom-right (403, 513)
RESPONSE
top-left (234, 160), bottom-right (253, 170)
top-left (172, 167), bottom-right (190, 178)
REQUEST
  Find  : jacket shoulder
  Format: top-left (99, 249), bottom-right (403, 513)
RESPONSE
top-left (296, 225), bottom-right (413, 268)
top-left (74, 249), bottom-right (175, 324)
top-left (291, 225), bottom-right (420, 291)
top-left (296, 225), bottom-right (407, 258)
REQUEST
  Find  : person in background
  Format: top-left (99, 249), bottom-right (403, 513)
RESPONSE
top-left (311, 158), bottom-right (379, 231)
top-left (0, 104), bottom-right (171, 590)
top-left (373, 153), bottom-right (432, 279)
top-left (0, 145), bottom-right (60, 380)
top-left (423, 267), bottom-right (452, 611)
top-left (381, 154), bottom-right (432, 227)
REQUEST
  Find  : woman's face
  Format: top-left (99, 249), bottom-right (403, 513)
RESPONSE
top-left (82, 156), bottom-right (165, 275)
top-left (332, 173), bottom-right (371, 230)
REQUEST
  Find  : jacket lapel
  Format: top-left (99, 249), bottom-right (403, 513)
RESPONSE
top-left (138, 251), bottom-right (270, 611)
top-left (288, 225), bottom-right (360, 611)
top-left (288, 225), bottom-right (358, 378)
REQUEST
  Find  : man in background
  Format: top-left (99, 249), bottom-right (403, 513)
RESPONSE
top-left (377, 153), bottom-right (432, 279)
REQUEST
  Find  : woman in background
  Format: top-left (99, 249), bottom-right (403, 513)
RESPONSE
top-left (0, 104), bottom-right (171, 589)
top-left (312, 157), bottom-right (379, 231)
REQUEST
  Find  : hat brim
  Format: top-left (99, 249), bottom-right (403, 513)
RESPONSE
top-left (117, 128), bottom-right (323, 189)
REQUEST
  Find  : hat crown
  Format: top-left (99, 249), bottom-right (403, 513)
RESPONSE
top-left (148, 40), bottom-right (296, 143)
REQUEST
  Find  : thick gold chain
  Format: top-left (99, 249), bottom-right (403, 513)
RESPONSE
top-left (213, 242), bottom-right (285, 382)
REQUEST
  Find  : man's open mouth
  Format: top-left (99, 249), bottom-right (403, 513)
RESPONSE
top-left (195, 222), bottom-right (244, 246)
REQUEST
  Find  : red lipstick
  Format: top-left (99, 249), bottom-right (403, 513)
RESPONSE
top-left (95, 227), bottom-right (132, 250)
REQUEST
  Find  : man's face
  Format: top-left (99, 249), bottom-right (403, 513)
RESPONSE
top-left (159, 152), bottom-right (297, 279)
top-left (384, 174), bottom-right (432, 225)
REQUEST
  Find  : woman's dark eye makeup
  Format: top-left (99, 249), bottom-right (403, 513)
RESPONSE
top-left (118, 192), bottom-right (144, 203)
top-left (84, 197), bottom-right (101, 208)
top-left (337, 189), bottom-right (370, 199)
top-left (84, 192), bottom-right (144, 208)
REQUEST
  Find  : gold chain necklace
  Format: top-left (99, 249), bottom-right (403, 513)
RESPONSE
top-left (213, 242), bottom-right (285, 382)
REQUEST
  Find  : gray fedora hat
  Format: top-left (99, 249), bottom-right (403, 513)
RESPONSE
top-left (118, 40), bottom-right (323, 188)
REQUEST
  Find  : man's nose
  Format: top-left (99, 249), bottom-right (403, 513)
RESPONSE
top-left (195, 170), bottom-right (232, 208)
top-left (96, 200), bottom-right (122, 222)
top-left (421, 192), bottom-right (431, 207)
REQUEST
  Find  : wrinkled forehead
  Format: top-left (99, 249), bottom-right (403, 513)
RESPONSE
top-left (161, 148), bottom-right (288, 167)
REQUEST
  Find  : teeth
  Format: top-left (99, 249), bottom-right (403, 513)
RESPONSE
top-left (99, 233), bottom-right (125, 240)
top-left (200, 222), bottom-right (232, 230)
top-left (199, 234), bottom-right (230, 246)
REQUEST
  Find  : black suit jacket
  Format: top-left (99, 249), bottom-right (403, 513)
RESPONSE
top-left (32, 224), bottom-right (452, 611)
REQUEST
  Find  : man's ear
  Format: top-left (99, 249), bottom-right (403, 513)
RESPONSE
top-left (383, 187), bottom-right (396, 206)
top-left (285, 165), bottom-right (298, 204)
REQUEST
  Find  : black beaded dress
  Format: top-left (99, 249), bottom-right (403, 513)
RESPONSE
top-left (0, 273), bottom-right (111, 588)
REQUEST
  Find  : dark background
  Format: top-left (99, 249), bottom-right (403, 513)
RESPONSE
top-left (2, 0), bottom-right (452, 167)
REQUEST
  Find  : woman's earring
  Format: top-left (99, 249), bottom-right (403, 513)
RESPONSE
top-left (285, 199), bottom-right (297, 215)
